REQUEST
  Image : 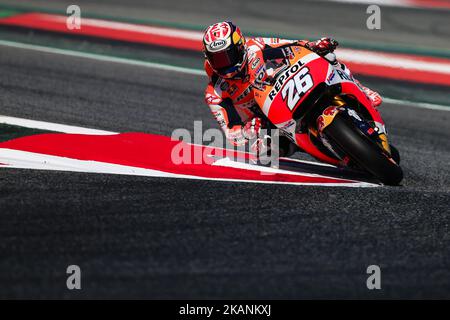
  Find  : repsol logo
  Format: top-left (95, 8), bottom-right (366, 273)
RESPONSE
top-left (236, 86), bottom-right (251, 102)
top-left (268, 60), bottom-right (304, 100)
top-left (209, 40), bottom-right (227, 51)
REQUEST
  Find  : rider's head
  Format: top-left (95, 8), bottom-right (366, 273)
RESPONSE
top-left (202, 21), bottom-right (247, 79)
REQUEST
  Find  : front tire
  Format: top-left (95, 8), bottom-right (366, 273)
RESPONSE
top-left (390, 144), bottom-right (400, 164)
top-left (324, 114), bottom-right (403, 185)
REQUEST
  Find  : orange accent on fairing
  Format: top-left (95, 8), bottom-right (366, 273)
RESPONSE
top-left (254, 48), bottom-right (329, 121)
top-left (252, 45), bottom-right (311, 91)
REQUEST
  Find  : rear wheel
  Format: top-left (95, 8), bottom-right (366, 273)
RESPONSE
top-left (324, 114), bottom-right (403, 185)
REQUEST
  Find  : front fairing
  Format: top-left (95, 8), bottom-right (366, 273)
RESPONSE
top-left (250, 46), bottom-right (327, 141)
top-left (251, 46), bottom-right (385, 134)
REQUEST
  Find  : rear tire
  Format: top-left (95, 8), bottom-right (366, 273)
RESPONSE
top-left (324, 114), bottom-right (403, 185)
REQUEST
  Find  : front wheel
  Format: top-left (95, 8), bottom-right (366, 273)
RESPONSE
top-left (324, 114), bottom-right (403, 185)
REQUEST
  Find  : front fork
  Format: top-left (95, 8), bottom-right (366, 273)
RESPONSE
top-left (313, 96), bottom-right (393, 162)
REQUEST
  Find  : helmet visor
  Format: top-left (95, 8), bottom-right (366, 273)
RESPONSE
top-left (206, 45), bottom-right (245, 76)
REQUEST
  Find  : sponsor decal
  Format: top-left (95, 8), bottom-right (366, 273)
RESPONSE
top-left (346, 108), bottom-right (362, 121)
top-left (317, 115), bottom-right (326, 132)
top-left (327, 70), bottom-right (336, 83)
top-left (236, 86), bottom-right (252, 102)
top-left (283, 47), bottom-right (295, 59)
top-left (323, 105), bottom-right (340, 116)
top-left (256, 69), bottom-right (265, 82)
top-left (213, 111), bottom-right (226, 126)
top-left (282, 120), bottom-right (296, 129)
top-left (213, 111), bottom-right (227, 127)
top-left (256, 64), bottom-right (264, 74)
top-left (251, 57), bottom-right (260, 69)
top-left (317, 106), bottom-right (341, 132)
top-left (220, 81), bottom-right (230, 91)
top-left (336, 69), bottom-right (352, 81)
top-left (268, 60), bottom-right (304, 101)
top-left (209, 39), bottom-right (227, 52)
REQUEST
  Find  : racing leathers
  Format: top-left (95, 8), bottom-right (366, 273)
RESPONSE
top-left (204, 37), bottom-right (381, 148)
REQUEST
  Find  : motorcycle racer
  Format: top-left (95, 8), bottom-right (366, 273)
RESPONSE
top-left (203, 21), bottom-right (382, 152)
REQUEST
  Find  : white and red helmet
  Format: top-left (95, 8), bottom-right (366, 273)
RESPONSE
top-left (202, 21), bottom-right (247, 78)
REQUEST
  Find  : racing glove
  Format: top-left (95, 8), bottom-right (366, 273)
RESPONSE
top-left (242, 117), bottom-right (262, 140)
top-left (307, 37), bottom-right (339, 56)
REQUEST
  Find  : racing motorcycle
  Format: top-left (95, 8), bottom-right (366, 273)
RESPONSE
top-left (250, 45), bottom-right (403, 185)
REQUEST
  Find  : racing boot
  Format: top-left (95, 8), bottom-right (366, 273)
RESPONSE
top-left (354, 78), bottom-right (383, 108)
top-left (338, 63), bottom-right (382, 108)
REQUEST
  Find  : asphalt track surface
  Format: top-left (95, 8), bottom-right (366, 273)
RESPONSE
top-left (0, 2), bottom-right (450, 299)
top-left (0, 0), bottom-right (450, 299)
top-left (2, 0), bottom-right (450, 53)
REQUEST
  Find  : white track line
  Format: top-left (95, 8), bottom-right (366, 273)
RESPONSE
top-left (0, 115), bottom-right (117, 135)
top-left (323, 0), bottom-right (442, 8)
top-left (0, 39), bottom-right (448, 111)
top-left (0, 149), bottom-right (377, 187)
top-left (47, 14), bottom-right (204, 40)
top-left (383, 98), bottom-right (450, 111)
top-left (0, 39), bottom-right (205, 76)
top-left (337, 48), bottom-right (450, 74)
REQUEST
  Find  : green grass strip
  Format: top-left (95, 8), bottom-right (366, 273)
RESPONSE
top-left (0, 123), bottom-right (55, 143)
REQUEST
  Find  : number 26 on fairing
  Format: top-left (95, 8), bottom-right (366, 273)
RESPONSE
top-left (281, 67), bottom-right (314, 110)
